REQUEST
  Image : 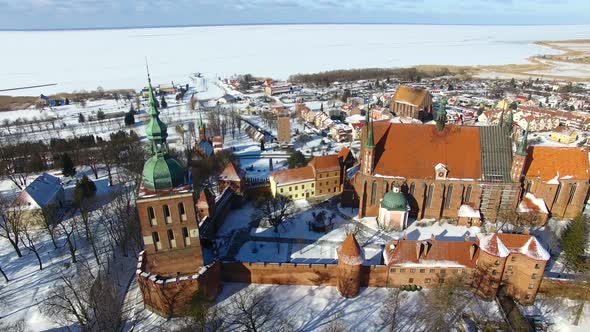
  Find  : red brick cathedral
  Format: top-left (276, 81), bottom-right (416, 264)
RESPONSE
top-left (351, 112), bottom-right (589, 223)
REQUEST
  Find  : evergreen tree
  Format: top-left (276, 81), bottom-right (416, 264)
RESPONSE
top-left (96, 110), bottom-right (105, 120)
top-left (78, 113), bottom-right (85, 123)
top-left (74, 175), bottom-right (97, 205)
top-left (161, 95), bottom-right (168, 109)
top-left (287, 150), bottom-right (306, 169)
top-left (560, 214), bottom-right (588, 273)
top-left (61, 153), bottom-right (76, 177)
top-left (124, 112), bottom-right (135, 126)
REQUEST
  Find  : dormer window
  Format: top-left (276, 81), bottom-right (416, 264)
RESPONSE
top-left (435, 163), bottom-right (448, 180)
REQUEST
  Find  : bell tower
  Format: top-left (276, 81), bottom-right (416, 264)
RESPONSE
top-left (511, 125), bottom-right (529, 183)
top-left (361, 110), bottom-right (375, 176)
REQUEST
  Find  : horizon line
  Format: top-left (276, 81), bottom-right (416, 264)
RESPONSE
top-left (2, 21), bottom-right (589, 32)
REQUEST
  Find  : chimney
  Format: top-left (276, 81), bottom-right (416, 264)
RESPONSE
top-left (469, 244), bottom-right (477, 260)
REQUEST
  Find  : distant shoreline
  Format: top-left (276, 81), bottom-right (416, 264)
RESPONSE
top-left (1, 22), bottom-right (589, 33)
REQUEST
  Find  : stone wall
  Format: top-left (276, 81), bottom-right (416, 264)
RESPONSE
top-left (136, 251), bottom-right (221, 317)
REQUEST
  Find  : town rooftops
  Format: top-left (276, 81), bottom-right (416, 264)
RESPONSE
top-left (368, 122), bottom-right (512, 181)
top-left (524, 146), bottom-right (589, 181)
top-left (392, 85), bottom-right (430, 107)
top-left (517, 193), bottom-right (549, 215)
top-left (477, 233), bottom-right (550, 261)
top-left (219, 162), bottom-right (245, 182)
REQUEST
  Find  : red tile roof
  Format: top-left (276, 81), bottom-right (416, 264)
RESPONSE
top-left (219, 162), bottom-right (245, 182)
top-left (370, 123), bottom-right (482, 180)
top-left (309, 155), bottom-right (341, 173)
top-left (271, 165), bottom-right (315, 186)
top-left (524, 146), bottom-right (589, 181)
top-left (385, 239), bottom-right (478, 268)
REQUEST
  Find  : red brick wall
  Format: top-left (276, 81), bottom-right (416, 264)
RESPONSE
top-left (221, 262), bottom-right (339, 286)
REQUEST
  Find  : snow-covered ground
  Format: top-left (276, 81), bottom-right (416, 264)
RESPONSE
top-left (4, 25), bottom-right (590, 96)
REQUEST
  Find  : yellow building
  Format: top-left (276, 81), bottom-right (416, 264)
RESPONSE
top-left (270, 166), bottom-right (316, 200)
top-left (549, 126), bottom-right (578, 144)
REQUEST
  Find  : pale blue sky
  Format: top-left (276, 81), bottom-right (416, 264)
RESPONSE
top-left (0, 0), bottom-right (588, 30)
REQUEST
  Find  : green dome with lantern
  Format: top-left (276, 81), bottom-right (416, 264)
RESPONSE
top-left (141, 71), bottom-right (186, 191)
top-left (381, 184), bottom-right (407, 211)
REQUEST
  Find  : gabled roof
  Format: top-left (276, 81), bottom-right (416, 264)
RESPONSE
top-left (219, 162), bottom-right (245, 182)
top-left (309, 155), bottom-right (340, 173)
top-left (16, 173), bottom-right (62, 209)
top-left (477, 233), bottom-right (550, 261)
top-left (337, 147), bottom-right (351, 161)
top-left (392, 85), bottom-right (430, 107)
top-left (524, 146), bottom-right (589, 181)
top-left (271, 166), bottom-right (315, 186)
top-left (369, 123), bottom-right (488, 180)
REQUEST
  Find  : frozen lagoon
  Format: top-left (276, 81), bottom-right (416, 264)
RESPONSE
top-left (2, 24), bottom-right (590, 95)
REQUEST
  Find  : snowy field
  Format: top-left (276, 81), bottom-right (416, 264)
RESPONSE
top-left (3, 24), bottom-right (590, 96)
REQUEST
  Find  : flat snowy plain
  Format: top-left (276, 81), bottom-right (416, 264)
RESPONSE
top-left (2, 24), bottom-right (590, 96)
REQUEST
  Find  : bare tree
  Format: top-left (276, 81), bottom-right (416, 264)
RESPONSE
top-left (379, 288), bottom-right (408, 331)
top-left (0, 265), bottom-right (8, 283)
top-left (225, 287), bottom-right (291, 332)
top-left (42, 268), bottom-right (124, 332)
top-left (252, 194), bottom-right (295, 233)
top-left (59, 216), bottom-right (78, 263)
top-left (36, 204), bottom-right (61, 249)
top-left (20, 218), bottom-right (43, 270)
top-left (98, 185), bottom-right (141, 256)
top-left (0, 196), bottom-right (24, 257)
top-left (178, 292), bottom-right (225, 332)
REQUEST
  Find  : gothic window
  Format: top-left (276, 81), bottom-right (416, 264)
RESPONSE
top-left (167, 229), bottom-right (174, 249)
top-left (552, 183), bottom-right (562, 208)
top-left (525, 181), bottom-right (531, 193)
top-left (426, 184), bottom-right (434, 208)
top-left (178, 202), bottom-right (186, 221)
top-left (384, 181), bottom-right (389, 193)
top-left (465, 185), bottom-right (472, 203)
top-left (445, 185), bottom-right (453, 209)
top-left (371, 181), bottom-right (378, 205)
top-left (567, 183), bottom-right (577, 205)
top-left (152, 232), bottom-right (160, 251)
top-left (409, 182), bottom-right (415, 196)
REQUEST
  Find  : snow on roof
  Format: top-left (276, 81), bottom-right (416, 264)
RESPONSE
top-left (16, 173), bottom-right (62, 209)
top-left (517, 193), bottom-right (549, 214)
top-left (457, 204), bottom-right (481, 218)
top-left (477, 234), bottom-right (510, 258)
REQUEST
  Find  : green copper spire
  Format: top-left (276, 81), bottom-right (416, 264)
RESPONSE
top-left (141, 67), bottom-right (186, 191)
top-left (517, 125), bottom-right (529, 156)
top-left (198, 110), bottom-right (204, 129)
top-left (436, 97), bottom-right (447, 131)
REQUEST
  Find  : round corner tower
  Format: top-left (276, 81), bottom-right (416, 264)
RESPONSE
top-left (337, 233), bottom-right (363, 298)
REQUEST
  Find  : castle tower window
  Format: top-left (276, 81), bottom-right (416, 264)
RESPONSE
top-left (163, 205), bottom-right (172, 224)
top-left (182, 227), bottom-right (190, 246)
top-left (148, 207), bottom-right (157, 226)
top-left (178, 202), bottom-right (187, 221)
top-left (167, 229), bottom-right (176, 249)
top-left (152, 232), bottom-right (161, 251)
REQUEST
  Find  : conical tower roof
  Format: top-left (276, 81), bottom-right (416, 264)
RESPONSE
top-left (338, 233), bottom-right (363, 265)
top-left (145, 76), bottom-right (168, 154)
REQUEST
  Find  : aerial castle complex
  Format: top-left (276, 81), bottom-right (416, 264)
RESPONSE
top-left (135, 79), bottom-right (581, 317)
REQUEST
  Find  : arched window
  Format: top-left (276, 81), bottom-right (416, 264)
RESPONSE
top-left (465, 185), bottom-right (472, 203)
top-left (371, 181), bottom-right (378, 205)
top-left (409, 182), bottom-right (415, 196)
top-left (163, 205), bottom-right (171, 224)
top-left (384, 181), bottom-right (389, 193)
top-left (426, 184), bottom-right (434, 208)
top-left (178, 202), bottom-right (187, 221)
top-left (445, 185), bottom-right (453, 209)
top-left (147, 207), bottom-right (156, 225)
top-left (182, 227), bottom-right (190, 247)
top-left (167, 229), bottom-right (175, 249)
top-left (152, 232), bottom-right (160, 251)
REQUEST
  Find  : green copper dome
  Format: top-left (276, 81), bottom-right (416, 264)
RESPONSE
top-left (141, 71), bottom-right (186, 191)
top-left (381, 187), bottom-right (407, 211)
top-left (142, 154), bottom-right (186, 191)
